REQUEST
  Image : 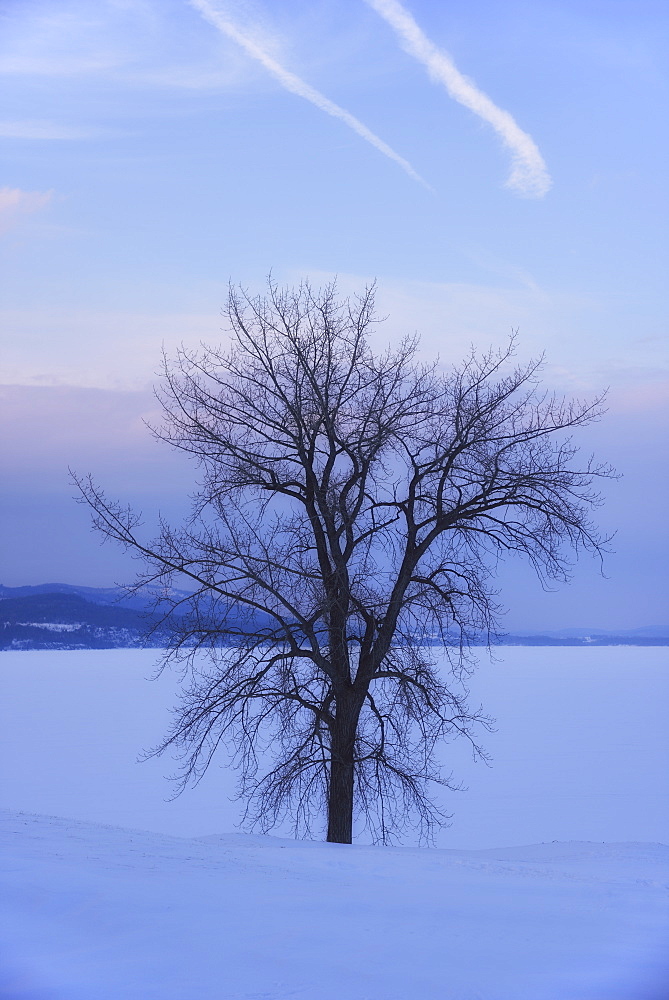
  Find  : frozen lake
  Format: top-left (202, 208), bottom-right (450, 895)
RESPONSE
top-left (1, 646), bottom-right (667, 848)
top-left (2, 646), bottom-right (668, 999)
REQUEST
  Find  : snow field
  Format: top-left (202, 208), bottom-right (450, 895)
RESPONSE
top-left (1, 646), bottom-right (668, 998)
top-left (2, 811), bottom-right (668, 1000)
top-left (0, 647), bottom-right (667, 846)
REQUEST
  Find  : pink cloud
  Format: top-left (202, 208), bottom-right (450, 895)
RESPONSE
top-left (0, 186), bottom-right (53, 233)
top-left (609, 378), bottom-right (669, 415)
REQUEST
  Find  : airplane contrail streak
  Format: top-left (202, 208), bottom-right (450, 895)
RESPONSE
top-left (190, 0), bottom-right (429, 189)
top-left (366, 0), bottom-right (551, 197)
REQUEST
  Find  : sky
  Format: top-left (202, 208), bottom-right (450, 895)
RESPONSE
top-left (1, 0), bottom-right (667, 629)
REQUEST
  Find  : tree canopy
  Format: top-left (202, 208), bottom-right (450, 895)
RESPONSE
top-left (76, 279), bottom-right (611, 843)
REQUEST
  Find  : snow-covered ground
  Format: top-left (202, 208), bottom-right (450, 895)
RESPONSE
top-left (2, 810), bottom-right (668, 1000)
top-left (1, 647), bottom-right (668, 998)
top-left (2, 647), bottom-right (667, 847)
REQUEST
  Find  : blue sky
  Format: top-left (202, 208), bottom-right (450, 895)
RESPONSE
top-left (1, 0), bottom-right (667, 628)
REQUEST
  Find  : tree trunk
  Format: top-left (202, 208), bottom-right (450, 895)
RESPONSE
top-left (326, 697), bottom-right (359, 843)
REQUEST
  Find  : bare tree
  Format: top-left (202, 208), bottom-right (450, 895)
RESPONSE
top-left (75, 279), bottom-right (611, 844)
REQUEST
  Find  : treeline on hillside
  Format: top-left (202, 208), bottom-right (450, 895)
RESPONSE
top-left (0, 586), bottom-right (666, 651)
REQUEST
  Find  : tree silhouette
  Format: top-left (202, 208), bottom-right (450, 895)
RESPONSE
top-left (75, 279), bottom-right (611, 844)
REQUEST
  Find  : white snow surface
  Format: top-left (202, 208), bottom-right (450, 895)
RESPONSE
top-left (2, 811), bottom-right (668, 999)
top-left (1, 647), bottom-right (668, 998)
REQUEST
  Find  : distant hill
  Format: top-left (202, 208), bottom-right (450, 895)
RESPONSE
top-left (0, 582), bottom-right (180, 612)
top-left (0, 585), bottom-right (270, 651)
top-left (0, 592), bottom-right (167, 651)
top-left (1, 584), bottom-right (667, 650)
top-left (507, 625), bottom-right (669, 641)
top-left (0, 592), bottom-right (146, 627)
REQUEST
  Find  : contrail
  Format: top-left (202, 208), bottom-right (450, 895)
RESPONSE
top-left (366, 0), bottom-right (551, 198)
top-left (189, 0), bottom-right (429, 189)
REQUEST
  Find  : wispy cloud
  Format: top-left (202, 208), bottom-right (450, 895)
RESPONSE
top-left (0, 120), bottom-right (103, 140)
top-left (0, 187), bottom-right (53, 233)
top-left (366, 0), bottom-right (551, 198)
top-left (0, 54), bottom-right (116, 76)
top-left (189, 0), bottom-right (429, 188)
top-left (0, 3), bottom-right (246, 90)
